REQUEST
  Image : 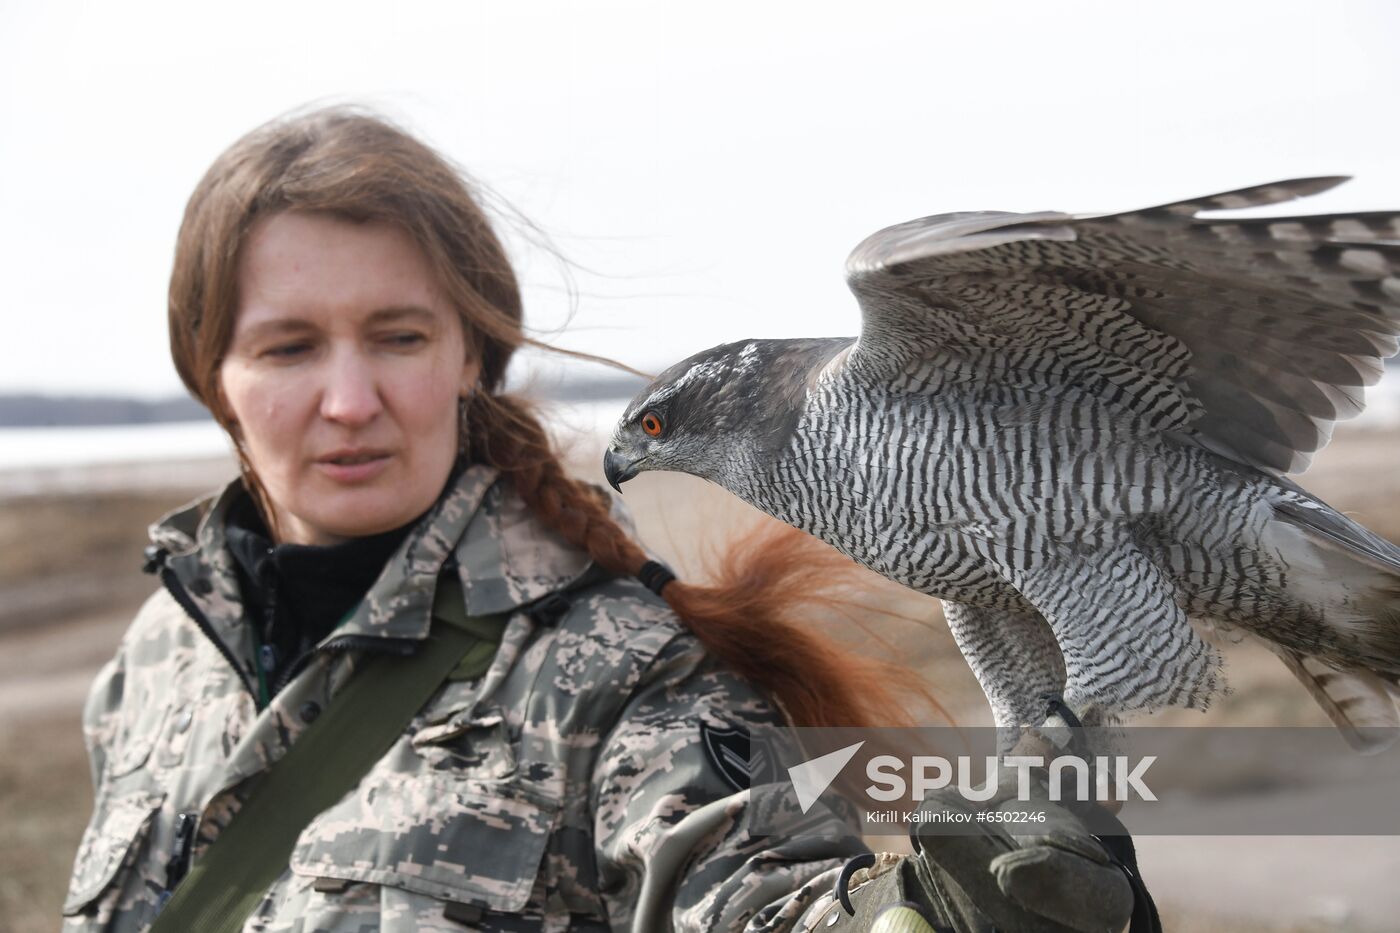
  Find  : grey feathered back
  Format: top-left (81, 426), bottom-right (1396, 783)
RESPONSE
top-left (846, 176), bottom-right (1398, 475)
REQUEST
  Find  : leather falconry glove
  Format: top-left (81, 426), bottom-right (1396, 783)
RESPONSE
top-left (811, 785), bottom-right (1152, 933)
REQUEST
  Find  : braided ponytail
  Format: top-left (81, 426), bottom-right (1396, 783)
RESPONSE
top-left (467, 391), bottom-right (943, 729)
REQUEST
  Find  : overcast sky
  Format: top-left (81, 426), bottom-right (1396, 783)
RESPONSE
top-left (3, 0), bottom-right (1398, 398)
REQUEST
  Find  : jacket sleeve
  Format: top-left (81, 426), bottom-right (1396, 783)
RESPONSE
top-left (590, 632), bottom-right (868, 933)
top-left (80, 648), bottom-right (127, 796)
top-left (60, 648), bottom-right (129, 932)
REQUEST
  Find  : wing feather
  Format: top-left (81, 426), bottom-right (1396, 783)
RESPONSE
top-left (1186, 348), bottom-right (1365, 420)
top-left (1196, 211), bottom-right (1400, 245)
top-left (1088, 224), bottom-right (1400, 312)
top-left (1037, 263), bottom-right (1398, 346)
top-left (1113, 175), bottom-right (1352, 215)
top-left (845, 177), bottom-right (1400, 476)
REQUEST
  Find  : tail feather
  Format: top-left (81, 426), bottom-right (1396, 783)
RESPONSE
top-left (1257, 485), bottom-right (1400, 750)
top-left (1273, 487), bottom-right (1400, 577)
top-left (1273, 649), bottom-right (1399, 754)
top-left (1268, 485), bottom-right (1400, 664)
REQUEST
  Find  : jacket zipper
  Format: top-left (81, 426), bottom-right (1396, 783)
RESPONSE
top-left (254, 564), bottom-right (279, 708)
top-left (160, 565), bottom-right (257, 701)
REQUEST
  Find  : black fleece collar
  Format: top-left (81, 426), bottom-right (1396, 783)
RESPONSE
top-left (224, 492), bottom-right (420, 682)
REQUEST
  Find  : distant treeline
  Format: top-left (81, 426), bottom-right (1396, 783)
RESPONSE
top-left (0, 394), bottom-right (212, 428)
top-left (0, 373), bottom-right (648, 428)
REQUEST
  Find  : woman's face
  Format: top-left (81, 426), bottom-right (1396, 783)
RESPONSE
top-left (220, 211), bottom-right (478, 546)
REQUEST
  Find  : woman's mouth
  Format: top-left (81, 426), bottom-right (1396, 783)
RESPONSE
top-left (316, 449), bottom-right (392, 482)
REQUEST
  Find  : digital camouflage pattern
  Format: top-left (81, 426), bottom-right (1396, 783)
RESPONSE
top-left (62, 464), bottom-right (872, 932)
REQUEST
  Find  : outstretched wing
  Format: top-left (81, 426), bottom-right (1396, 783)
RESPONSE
top-left (844, 177), bottom-right (1400, 475)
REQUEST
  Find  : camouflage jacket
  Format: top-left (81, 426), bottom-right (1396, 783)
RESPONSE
top-left (62, 464), bottom-right (869, 932)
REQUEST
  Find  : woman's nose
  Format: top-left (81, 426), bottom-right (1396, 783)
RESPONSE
top-left (319, 350), bottom-right (384, 426)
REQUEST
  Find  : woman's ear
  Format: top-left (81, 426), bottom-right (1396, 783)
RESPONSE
top-left (459, 358), bottom-right (482, 399)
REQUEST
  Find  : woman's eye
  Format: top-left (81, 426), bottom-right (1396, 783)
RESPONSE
top-left (262, 342), bottom-right (312, 359)
top-left (381, 332), bottom-right (427, 348)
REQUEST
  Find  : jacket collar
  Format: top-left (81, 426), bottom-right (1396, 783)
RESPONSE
top-left (149, 464), bottom-right (602, 649)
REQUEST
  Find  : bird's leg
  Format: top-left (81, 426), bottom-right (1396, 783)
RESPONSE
top-left (995, 541), bottom-right (1218, 809)
top-left (940, 600), bottom-right (1065, 753)
top-left (1005, 541), bottom-right (1219, 726)
top-left (938, 601), bottom-right (1113, 804)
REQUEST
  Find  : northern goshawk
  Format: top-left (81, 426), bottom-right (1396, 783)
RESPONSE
top-left (604, 177), bottom-right (1400, 748)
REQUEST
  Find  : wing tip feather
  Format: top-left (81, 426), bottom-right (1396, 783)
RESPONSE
top-left (1089, 176), bottom-right (1356, 221)
top-left (1172, 175), bottom-right (1353, 214)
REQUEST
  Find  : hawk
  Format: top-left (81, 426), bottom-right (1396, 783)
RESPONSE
top-left (604, 177), bottom-right (1400, 749)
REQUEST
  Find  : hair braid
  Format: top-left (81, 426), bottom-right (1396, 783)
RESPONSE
top-left (467, 392), bottom-right (644, 574)
top-left (468, 392), bottom-right (944, 730)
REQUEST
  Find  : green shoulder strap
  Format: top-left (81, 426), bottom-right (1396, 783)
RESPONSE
top-left (149, 573), bottom-right (506, 933)
top-left (431, 567), bottom-right (510, 681)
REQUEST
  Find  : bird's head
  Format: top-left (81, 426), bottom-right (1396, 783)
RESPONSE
top-left (604, 337), bottom-right (851, 494)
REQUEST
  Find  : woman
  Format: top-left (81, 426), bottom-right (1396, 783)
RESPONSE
top-left (62, 108), bottom-right (1139, 932)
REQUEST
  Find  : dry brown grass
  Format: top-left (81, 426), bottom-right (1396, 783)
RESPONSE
top-left (0, 711), bottom-right (90, 932)
top-left (0, 490), bottom-right (208, 632)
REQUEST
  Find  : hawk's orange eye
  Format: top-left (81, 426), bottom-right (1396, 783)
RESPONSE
top-left (641, 412), bottom-right (664, 437)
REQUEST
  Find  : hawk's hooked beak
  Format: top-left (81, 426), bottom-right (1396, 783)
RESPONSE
top-left (603, 446), bottom-right (641, 493)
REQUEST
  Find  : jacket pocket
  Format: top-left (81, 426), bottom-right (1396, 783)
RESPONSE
top-left (108, 661), bottom-right (188, 777)
top-left (289, 775), bottom-right (558, 913)
top-left (62, 790), bottom-right (166, 915)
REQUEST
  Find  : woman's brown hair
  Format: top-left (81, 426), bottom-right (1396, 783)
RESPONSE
top-left (169, 107), bottom-right (938, 729)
